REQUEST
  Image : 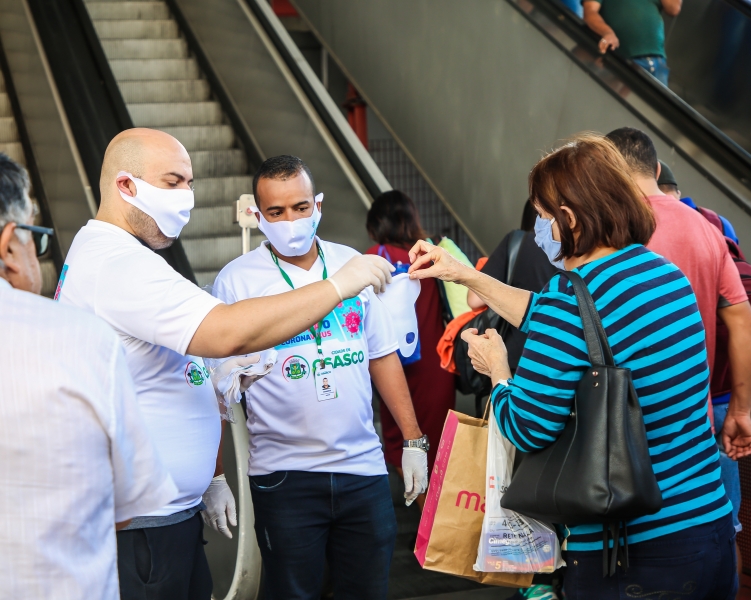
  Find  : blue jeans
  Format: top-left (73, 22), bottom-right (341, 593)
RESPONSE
top-left (714, 402), bottom-right (743, 532)
top-left (633, 56), bottom-right (670, 86)
top-left (249, 471), bottom-right (397, 600)
top-left (563, 515), bottom-right (737, 599)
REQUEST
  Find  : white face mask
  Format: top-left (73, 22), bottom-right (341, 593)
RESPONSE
top-left (118, 171), bottom-right (194, 238)
top-left (252, 193), bottom-right (323, 257)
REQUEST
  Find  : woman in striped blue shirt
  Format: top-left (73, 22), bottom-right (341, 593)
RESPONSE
top-left (408, 134), bottom-right (736, 598)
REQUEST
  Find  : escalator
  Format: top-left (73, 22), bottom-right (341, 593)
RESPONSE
top-left (0, 68), bottom-right (56, 295)
top-left (291, 0), bottom-right (751, 258)
top-left (0, 0), bottom-right (85, 297)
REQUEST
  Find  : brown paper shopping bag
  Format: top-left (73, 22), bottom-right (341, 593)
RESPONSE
top-left (415, 410), bottom-right (532, 588)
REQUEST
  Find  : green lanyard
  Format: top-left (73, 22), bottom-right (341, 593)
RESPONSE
top-left (268, 242), bottom-right (328, 356)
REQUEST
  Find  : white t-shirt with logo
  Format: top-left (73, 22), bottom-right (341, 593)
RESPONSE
top-left (56, 220), bottom-right (223, 516)
top-left (213, 240), bottom-right (399, 477)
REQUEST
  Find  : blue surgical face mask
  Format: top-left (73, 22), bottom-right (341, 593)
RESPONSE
top-left (534, 215), bottom-right (565, 270)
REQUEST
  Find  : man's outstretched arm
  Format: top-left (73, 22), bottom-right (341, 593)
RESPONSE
top-left (189, 254), bottom-right (393, 358)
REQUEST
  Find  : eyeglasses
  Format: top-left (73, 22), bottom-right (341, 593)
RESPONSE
top-left (16, 224), bottom-right (54, 256)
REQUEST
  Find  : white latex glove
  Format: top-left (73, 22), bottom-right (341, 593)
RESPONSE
top-left (201, 474), bottom-right (237, 539)
top-left (329, 254), bottom-right (395, 298)
top-left (402, 448), bottom-right (429, 506)
top-left (210, 355), bottom-right (261, 396)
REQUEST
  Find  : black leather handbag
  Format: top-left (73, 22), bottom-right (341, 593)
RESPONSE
top-left (501, 271), bottom-right (662, 576)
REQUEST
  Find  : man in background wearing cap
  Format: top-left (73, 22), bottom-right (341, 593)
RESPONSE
top-left (657, 158), bottom-right (749, 580)
top-left (212, 155), bottom-right (428, 600)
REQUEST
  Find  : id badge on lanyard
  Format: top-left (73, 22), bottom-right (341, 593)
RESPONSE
top-left (269, 242), bottom-right (338, 401)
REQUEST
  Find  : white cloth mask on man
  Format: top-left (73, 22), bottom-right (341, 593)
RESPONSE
top-left (251, 193), bottom-right (323, 257)
top-left (118, 171), bottom-right (194, 238)
top-left (377, 273), bottom-right (421, 357)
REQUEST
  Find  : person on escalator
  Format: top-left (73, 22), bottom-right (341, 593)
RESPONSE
top-left (583, 0), bottom-right (682, 85)
top-left (364, 190), bottom-right (455, 499)
top-left (0, 152), bottom-right (178, 599)
top-left (54, 130), bottom-right (395, 600)
top-left (212, 155), bottom-right (428, 600)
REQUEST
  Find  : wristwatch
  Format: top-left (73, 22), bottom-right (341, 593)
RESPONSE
top-left (404, 434), bottom-right (430, 453)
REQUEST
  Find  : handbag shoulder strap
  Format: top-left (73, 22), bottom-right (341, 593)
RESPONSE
top-left (565, 271), bottom-right (615, 367)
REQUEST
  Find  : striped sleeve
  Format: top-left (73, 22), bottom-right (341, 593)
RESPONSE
top-left (492, 274), bottom-right (590, 452)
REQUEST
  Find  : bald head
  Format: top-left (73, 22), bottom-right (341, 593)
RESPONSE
top-left (101, 128), bottom-right (191, 199)
top-left (97, 128), bottom-right (193, 248)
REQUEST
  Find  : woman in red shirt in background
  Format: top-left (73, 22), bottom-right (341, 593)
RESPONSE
top-left (366, 190), bottom-right (456, 486)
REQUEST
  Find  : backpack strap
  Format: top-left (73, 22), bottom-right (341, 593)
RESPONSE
top-left (696, 206), bottom-right (724, 234)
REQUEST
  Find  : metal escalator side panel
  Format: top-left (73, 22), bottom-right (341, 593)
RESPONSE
top-left (293, 0), bottom-right (751, 254)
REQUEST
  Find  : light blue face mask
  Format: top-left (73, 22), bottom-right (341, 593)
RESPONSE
top-left (534, 215), bottom-right (566, 270)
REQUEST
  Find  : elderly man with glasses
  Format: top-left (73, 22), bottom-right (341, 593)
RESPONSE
top-left (0, 152), bottom-right (177, 598)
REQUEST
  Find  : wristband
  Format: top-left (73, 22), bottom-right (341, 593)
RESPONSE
top-left (328, 278), bottom-right (344, 301)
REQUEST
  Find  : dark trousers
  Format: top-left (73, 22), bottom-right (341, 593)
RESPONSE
top-left (563, 514), bottom-right (737, 599)
top-left (117, 513), bottom-right (212, 600)
top-left (249, 471), bottom-right (397, 600)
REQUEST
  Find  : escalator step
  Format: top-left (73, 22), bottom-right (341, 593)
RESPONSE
top-left (92, 19), bottom-right (179, 40)
top-left (0, 94), bottom-right (11, 117)
top-left (0, 117), bottom-right (19, 143)
top-left (193, 175), bottom-right (254, 208)
top-left (190, 149), bottom-right (247, 178)
top-left (158, 125), bottom-right (236, 151)
top-left (128, 101), bottom-right (222, 127)
top-left (0, 142), bottom-right (25, 165)
top-left (181, 205), bottom-right (238, 239)
top-left (182, 235), bottom-right (243, 273)
top-left (86, 1), bottom-right (169, 21)
top-left (101, 38), bottom-right (188, 60)
top-left (109, 58), bottom-right (200, 81)
top-left (118, 79), bottom-right (210, 103)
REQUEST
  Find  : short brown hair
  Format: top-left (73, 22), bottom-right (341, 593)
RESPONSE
top-left (529, 133), bottom-right (655, 260)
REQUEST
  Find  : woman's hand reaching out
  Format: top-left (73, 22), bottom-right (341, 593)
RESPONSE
top-left (408, 240), bottom-right (471, 283)
top-left (460, 328), bottom-right (512, 386)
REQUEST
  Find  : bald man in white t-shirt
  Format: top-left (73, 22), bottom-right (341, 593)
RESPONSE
top-left (56, 129), bottom-right (394, 600)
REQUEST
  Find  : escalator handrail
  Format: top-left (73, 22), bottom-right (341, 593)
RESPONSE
top-left (723, 0), bottom-right (751, 21)
top-left (0, 31), bottom-right (63, 273)
top-left (509, 0), bottom-right (751, 216)
top-left (164, 0), bottom-right (266, 173)
top-left (242, 0), bottom-right (392, 202)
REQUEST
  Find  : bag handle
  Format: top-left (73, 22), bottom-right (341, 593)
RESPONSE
top-left (565, 271), bottom-right (615, 367)
top-left (482, 395), bottom-right (492, 424)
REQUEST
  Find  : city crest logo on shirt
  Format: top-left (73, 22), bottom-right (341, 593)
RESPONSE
top-left (184, 361), bottom-right (209, 387)
top-left (282, 355), bottom-right (310, 382)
